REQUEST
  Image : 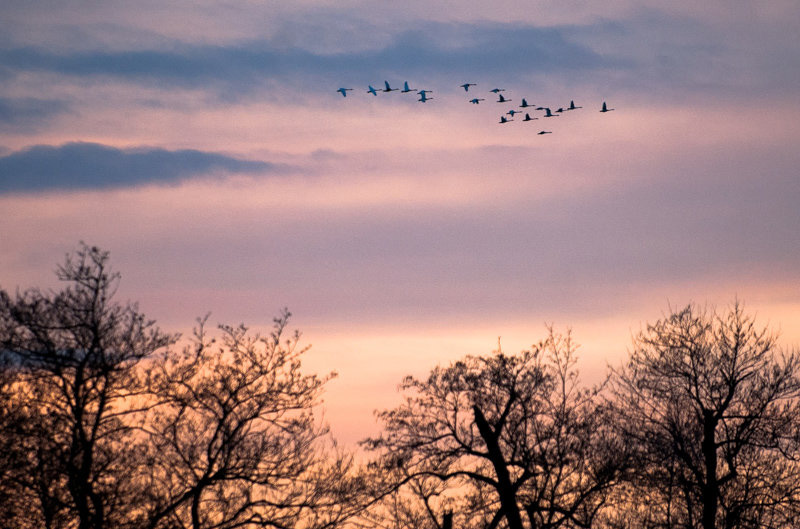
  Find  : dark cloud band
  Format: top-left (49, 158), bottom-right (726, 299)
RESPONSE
top-left (0, 22), bottom-right (610, 94)
top-left (0, 142), bottom-right (277, 193)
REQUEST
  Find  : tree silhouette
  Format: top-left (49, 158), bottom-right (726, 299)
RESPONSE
top-left (609, 303), bottom-right (800, 529)
top-left (141, 313), bottom-right (354, 529)
top-left (0, 245), bottom-right (365, 529)
top-left (8, 246), bottom-right (800, 529)
top-left (0, 244), bottom-right (176, 529)
top-left (363, 329), bottom-right (624, 529)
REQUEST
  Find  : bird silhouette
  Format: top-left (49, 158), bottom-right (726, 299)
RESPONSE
top-left (507, 109), bottom-right (522, 117)
top-left (567, 100), bottom-right (582, 110)
top-left (538, 130), bottom-right (552, 135)
top-left (367, 85), bottom-right (378, 96)
top-left (600, 101), bottom-right (615, 112)
top-left (469, 98), bottom-right (485, 104)
top-left (497, 93), bottom-right (512, 103)
top-left (337, 88), bottom-right (353, 97)
top-left (523, 113), bottom-right (538, 121)
top-left (490, 88), bottom-right (506, 93)
top-left (401, 81), bottom-right (417, 93)
top-left (520, 98), bottom-right (533, 108)
top-left (382, 81), bottom-right (398, 93)
top-left (460, 83), bottom-right (476, 91)
top-left (418, 91), bottom-right (433, 103)
top-left (556, 107), bottom-right (566, 113)
top-left (499, 116), bottom-right (513, 124)
top-left (542, 108), bottom-right (559, 117)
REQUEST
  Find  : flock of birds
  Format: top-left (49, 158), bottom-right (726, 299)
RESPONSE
top-left (336, 81), bottom-right (615, 135)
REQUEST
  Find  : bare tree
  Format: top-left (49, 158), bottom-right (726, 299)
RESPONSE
top-left (362, 329), bottom-right (624, 529)
top-left (140, 312), bottom-right (363, 529)
top-left (1, 245), bottom-right (368, 529)
top-left (609, 303), bottom-right (800, 529)
top-left (0, 243), bottom-right (176, 529)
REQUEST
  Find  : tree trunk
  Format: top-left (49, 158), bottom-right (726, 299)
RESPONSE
top-left (442, 510), bottom-right (453, 529)
top-left (473, 405), bottom-right (524, 529)
top-left (701, 411), bottom-right (718, 529)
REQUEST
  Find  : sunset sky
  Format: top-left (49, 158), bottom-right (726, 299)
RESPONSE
top-left (2, 1), bottom-right (799, 444)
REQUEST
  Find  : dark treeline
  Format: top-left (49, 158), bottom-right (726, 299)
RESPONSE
top-left (2, 245), bottom-right (800, 529)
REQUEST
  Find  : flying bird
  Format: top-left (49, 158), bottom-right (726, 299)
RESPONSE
top-left (401, 81), bottom-right (417, 93)
top-left (499, 116), bottom-right (513, 124)
top-left (336, 88), bottom-right (353, 97)
top-left (382, 81), bottom-right (398, 93)
top-left (567, 100), bottom-right (582, 110)
top-left (600, 101), bottom-right (615, 112)
top-left (542, 107), bottom-right (559, 117)
top-left (507, 109), bottom-right (522, 117)
top-left (538, 130), bottom-right (552, 135)
top-left (460, 83), bottom-right (476, 91)
top-left (490, 88), bottom-right (505, 93)
top-left (367, 85), bottom-right (378, 96)
top-left (520, 98), bottom-right (533, 108)
top-left (497, 93), bottom-right (512, 103)
top-left (523, 113), bottom-right (538, 121)
top-left (469, 98), bottom-right (485, 104)
top-left (418, 91), bottom-right (433, 103)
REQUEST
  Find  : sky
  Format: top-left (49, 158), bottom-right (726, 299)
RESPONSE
top-left (2, 0), bottom-right (800, 444)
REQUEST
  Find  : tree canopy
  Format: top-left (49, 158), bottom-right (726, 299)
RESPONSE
top-left (362, 329), bottom-right (625, 529)
top-left (609, 303), bottom-right (800, 529)
top-left (3, 246), bottom-right (799, 529)
top-left (0, 244), bottom-right (357, 529)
